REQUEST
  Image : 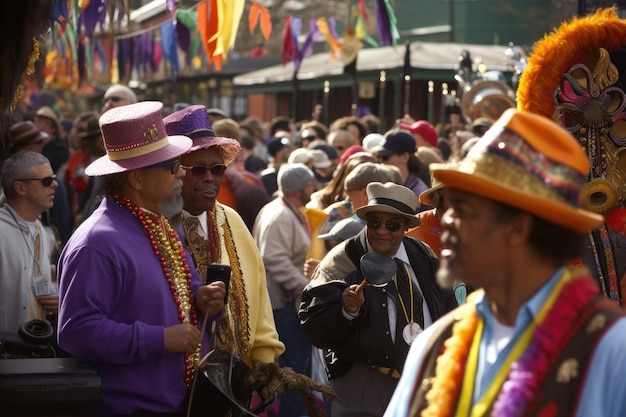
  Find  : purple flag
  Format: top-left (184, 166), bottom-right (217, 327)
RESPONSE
top-left (291, 17), bottom-right (303, 71)
top-left (175, 19), bottom-right (191, 61)
top-left (160, 21), bottom-right (179, 77)
top-left (166, 0), bottom-right (176, 13)
top-left (375, 0), bottom-right (392, 46)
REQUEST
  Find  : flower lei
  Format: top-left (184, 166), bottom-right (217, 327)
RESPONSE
top-left (492, 273), bottom-right (598, 417)
top-left (422, 300), bottom-right (479, 417)
top-left (113, 194), bottom-right (200, 387)
top-left (421, 268), bottom-right (598, 417)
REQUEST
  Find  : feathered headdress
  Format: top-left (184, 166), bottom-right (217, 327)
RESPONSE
top-left (518, 8), bottom-right (626, 118)
top-left (517, 7), bottom-right (626, 304)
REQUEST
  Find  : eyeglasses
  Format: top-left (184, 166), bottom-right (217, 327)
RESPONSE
top-left (17, 175), bottom-right (57, 187)
top-left (103, 95), bottom-right (124, 104)
top-left (366, 219), bottom-right (404, 232)
top-left (146, 158), bottom-right (181, 174)
top-left (181, 164), bottom-right (227, 178)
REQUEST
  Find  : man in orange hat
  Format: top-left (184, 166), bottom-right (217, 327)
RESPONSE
top-left (57, 101), bottom-right (227, 416)
top-left (384, 109), bottom-right (626, 417)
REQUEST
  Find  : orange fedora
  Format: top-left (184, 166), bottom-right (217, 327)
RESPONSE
top-left (419, 162), bottom-right (459, 206)
top-left (432, 109), bottom-right (604, 233)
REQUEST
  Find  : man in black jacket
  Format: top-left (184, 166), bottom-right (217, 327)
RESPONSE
top-left (299, 182), bottom-right (456, 417)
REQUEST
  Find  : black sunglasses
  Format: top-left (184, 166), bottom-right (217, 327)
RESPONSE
top-left (17, 174), bottom-right (57, 187)
top-left (181, 164), bottom-right (227, 178)
top-left (103, 95), bottom-right (123, 104)
top-left (366, 219), bottom-right (404, 232)
top-left (146, 158), bottom-right (181, 174)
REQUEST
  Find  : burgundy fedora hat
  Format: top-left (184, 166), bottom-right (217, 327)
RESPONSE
top-left (85, 101), bottom-right (192, 176)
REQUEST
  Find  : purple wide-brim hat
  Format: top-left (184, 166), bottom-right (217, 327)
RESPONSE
top-left (85, 101), bottom-right (192, 176)
top-left (163, 104), bottom-right (241, 166)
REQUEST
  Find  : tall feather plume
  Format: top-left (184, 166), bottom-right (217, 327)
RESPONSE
top-left (518, 8), bottom-right (626, 118)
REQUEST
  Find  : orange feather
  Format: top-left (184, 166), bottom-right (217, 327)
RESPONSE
top-left (518, 8), bottom-right (626, 118)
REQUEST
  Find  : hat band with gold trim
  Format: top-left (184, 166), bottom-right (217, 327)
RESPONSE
top-left (464, 127), bottom-right (586, 207)
top-left (105, 123), bottom-right (169, 161)
top-left (106, 137), bottom-right (168, 161)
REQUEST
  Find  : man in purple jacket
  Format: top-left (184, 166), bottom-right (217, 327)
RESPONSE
top-left (58, 101), bottom-right (226, 416)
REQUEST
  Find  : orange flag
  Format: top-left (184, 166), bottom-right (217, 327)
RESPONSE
top-left (248, 2), bottom-right (272, 40)
top-left (316, 17), bottom-right (342, 60)
top-left (197, 1), bottom-right (211, 59)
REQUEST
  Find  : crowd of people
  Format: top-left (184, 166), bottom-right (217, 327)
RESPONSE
top-left (3, 8), bottom-right (626, 414)
top-left (0, 83), bottom-right (482, 416)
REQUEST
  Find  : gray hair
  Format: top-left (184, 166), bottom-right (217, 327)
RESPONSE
top-left (327, 129), bottom-right (356, 146)
top-left (1, 151), bottom-right (52, 198)
top-left (105, 84), bottom-right (137, 103)
top-left (344, 162), bottom-right (403, 191)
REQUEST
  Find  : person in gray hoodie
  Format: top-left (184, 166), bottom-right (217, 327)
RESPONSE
top-left (0, 150), bottom-right (58, 332)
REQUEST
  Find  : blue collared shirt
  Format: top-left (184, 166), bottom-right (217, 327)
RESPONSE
top-left (472, 267), bottom-right (563, 402)
top-left (384, 269), bottom-right (626, 417)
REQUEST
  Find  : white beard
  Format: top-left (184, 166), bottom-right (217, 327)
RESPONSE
top-left (158, 180), bottom-right (184, 218)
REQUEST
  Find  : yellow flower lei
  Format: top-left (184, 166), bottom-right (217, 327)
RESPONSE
top-left (422, 300), bottom-right (479, 417)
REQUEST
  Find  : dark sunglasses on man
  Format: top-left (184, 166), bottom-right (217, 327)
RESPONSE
top-left (181, 164), bottom-right (227, 178)
top-left (16, 175), bottom-right (57, 187)
top-left (102, 95), bottom-right (124, 105)
top-left (366, 218), bottom-right (404, 232)
top-left (146, 158), bottom-right (181, 174)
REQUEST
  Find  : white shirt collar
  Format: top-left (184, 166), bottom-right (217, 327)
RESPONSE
top-left (183, 209), bottom-right (208, 238)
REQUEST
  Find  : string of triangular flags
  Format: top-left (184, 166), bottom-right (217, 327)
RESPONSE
top-left (43, 0), bottom-right (399, 90)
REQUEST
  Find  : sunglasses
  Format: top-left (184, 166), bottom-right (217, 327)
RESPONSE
top-left (301, 136), bottom-right (318, 142)
top-left (17, 174), bottom-right (57, 187)
top-left (366, 219), bottom-right (404, 232)
top-left (103, 95), bottom-right (124, 104)
top-left (181, 164), bottom-right (227, 178)
top-left (146, 158), bottom-right (181, 174)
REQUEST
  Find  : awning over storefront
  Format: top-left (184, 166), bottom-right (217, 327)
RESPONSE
top-left (233, 41), bottom-right (517, 93)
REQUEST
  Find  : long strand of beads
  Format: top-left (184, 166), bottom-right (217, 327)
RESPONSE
top-left (112, 195), bottom-right (200, 386)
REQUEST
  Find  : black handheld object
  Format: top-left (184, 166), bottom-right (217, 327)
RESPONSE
top-left (206, 263), bottom-right (231, 304)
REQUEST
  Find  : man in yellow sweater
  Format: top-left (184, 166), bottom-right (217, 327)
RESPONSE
top-left (164, 105), bottom-right (285, 367)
